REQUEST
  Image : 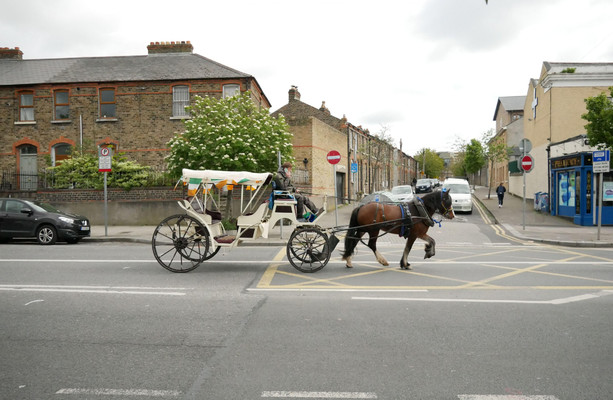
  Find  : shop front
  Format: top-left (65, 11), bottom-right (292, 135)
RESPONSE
top-left (550, 152), bottom-right (612, 226)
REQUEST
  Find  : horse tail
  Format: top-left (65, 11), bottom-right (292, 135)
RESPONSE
top-left (342, 205), bottom-right (362, 259)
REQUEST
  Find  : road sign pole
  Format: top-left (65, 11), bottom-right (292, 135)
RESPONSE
top-left (598, 172), bottom-right (603, 240)
top-left (522, 148), bottom-right (526, 231)
top-left (333, 163), bottom-right (338, 227)
top-left (104, 171), bottom-right (108, 237)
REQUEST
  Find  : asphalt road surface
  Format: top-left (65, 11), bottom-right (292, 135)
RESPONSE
top-left (1, 212), bottom-right (612, 400)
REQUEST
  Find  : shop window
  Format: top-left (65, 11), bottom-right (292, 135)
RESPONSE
top-left (172, 86), bottom-right (190, 117)
top-left (558, 171), bottom-right (576, 208)
top-left (19, 91), bottom-right (34, 121)
top-left (99, 88), bottom-right (116, 118)
top-left (54, 90), bottom-right (70, 120)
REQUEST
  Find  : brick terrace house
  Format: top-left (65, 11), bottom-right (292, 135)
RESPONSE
top-left (272, 86), bottom-right (417, 202)
top-left (0, 41), bottom-right (269, 190)
top-left (491, 95), bottom-right (525, 194)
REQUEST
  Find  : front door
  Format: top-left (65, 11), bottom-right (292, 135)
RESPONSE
top-left (19, 145), bottom-right (38, 191)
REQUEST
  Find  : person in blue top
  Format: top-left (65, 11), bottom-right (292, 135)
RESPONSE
top-left (496, 182), bottom-right (506, 208)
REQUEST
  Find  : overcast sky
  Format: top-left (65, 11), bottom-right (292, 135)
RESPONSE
top-left (3, 0), bottom-right (613, 157)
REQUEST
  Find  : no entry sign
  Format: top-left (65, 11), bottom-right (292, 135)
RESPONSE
top-left (520, 154), bottom-right (534, 173)
top-left (327, 150), bottom-right (341, 165)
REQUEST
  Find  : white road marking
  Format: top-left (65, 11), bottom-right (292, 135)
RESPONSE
top-left (24, 299), bottom-right (44, 306)
top-left (261, 391), bottom-right (377, 399)
top-left (248, 288), bottom-right (428, 293)
top-left (458, 396), bottom-right (559, 400)
top-left (0, 285), bottom-right (187, 296)
top-left (56, 388), bottom-right (181, 397)
top-left (353, 290), bottom-right (613, 305)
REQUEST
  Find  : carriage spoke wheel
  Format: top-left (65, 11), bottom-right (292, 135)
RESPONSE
top-left (286, 227), bottom-right (331, 273)
top-left (152, 214), bottom-right (215, 273)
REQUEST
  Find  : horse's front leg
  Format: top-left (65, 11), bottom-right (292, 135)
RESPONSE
top-left (420, 234), bottom-right (436, 259)
top-left (400, 235), bottom-right (416, 270)
top-left (368, 230), bottom-right (389, 266)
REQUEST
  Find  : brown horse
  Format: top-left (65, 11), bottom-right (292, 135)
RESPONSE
top-left (342, 189), bottom-right (455, 269)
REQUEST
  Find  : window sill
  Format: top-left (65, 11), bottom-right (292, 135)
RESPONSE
top-left (170, 116), bottom-right (191, 120)
top-left (51, 120), bottom-right (72, 124)
top-left (96, 118), bottom-right (118, 123)
top-left (14, 121), bottom-right (36, 125)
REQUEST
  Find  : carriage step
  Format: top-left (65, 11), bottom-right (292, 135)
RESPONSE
top-left (215, 235), bottom-right (236, 244)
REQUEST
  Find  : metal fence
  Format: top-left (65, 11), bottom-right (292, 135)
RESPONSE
top-left (0, 168), bottom-right (177, 191)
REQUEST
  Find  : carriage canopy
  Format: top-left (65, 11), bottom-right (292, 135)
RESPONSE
top-left (181, 169), bottom-right (272, 188)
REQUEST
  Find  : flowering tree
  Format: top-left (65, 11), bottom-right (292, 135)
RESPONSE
top-left (166, 92), bottom-right (293, 177)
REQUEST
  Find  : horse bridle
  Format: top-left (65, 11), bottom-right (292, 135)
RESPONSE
top-left (438, 189), bottom-right (454, 218)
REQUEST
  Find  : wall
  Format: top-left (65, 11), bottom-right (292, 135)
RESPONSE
top-left (0, 187), bottom-right (184, 225)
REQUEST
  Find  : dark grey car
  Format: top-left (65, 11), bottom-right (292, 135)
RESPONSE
top-left (0, 198), bottom-right (90, 245)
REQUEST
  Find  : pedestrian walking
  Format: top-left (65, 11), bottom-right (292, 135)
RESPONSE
top-left (496, 182), bottom-right (506, 207)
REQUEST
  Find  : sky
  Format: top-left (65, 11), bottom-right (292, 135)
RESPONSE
top-left (3, 0), bottom-right (613, 157)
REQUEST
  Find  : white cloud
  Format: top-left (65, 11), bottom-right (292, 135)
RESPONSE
top-left (3, 0), bottom-right (613, 158)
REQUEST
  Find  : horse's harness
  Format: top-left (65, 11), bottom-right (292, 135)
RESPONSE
top-left (369, 189), bottom-right (453, 239)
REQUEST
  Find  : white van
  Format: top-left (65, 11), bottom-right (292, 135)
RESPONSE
top-left (442, 178), bottom-right (473, 214)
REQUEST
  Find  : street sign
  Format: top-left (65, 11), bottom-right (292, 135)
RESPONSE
top-left (593, 150), bottom-right (610, 173)
top-left (327, 150), bottom-right (341, 165)
top-left (519, 154), bottom-right (534, 172)
top-left (351, 162), bottom-right (358, 173)
top-left (519, 138), bottom-right (532, 154)
top-left (98, 147), bottom-right (112, 172)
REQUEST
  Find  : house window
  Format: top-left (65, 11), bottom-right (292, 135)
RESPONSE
top-left (54, 90), bottom-right (70, 120)
top-left (173, 86), bottom-right (190, 117)
top-left (52, 143), bottom-right (72, 166)
top-left (19, 91), bottom-right (34, 121)
top-left (223, 84), bottom-right (240, 99)
top-left (99, 88), bottom-right (116, 118)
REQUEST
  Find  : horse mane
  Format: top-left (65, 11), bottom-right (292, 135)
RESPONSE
top-left (419, 189), bottom-right (441, 213)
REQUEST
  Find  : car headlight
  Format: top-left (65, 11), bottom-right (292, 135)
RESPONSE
top-left (59, 216), bottom-right (75, 224)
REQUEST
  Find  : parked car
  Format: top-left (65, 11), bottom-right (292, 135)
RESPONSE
top-left (390, 185), bottom-right (415, 202)
top-left (415, 179), bottom-right (433, 193)
top-left (0, 198), bottom-right (90, 244)
top-left (429, 178), bottom-right (441, 188)
top-left (442, 178), bottom-right (473, 214)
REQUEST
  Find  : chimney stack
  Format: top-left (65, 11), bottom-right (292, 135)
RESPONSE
top-left (147, 41), bottom-right (193, 54)
top-left (0, 47), bottom-right (23, 60)
top-left (289, 85), bottom-right (301, 102)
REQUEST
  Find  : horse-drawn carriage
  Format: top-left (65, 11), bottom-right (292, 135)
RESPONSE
top-left (152, 168), bottom-right (455, 274)
top-left (152, 168), bottom-right (335, 273)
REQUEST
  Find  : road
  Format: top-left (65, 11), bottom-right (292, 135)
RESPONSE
top-left (1, 212), bottom-right (612, 400)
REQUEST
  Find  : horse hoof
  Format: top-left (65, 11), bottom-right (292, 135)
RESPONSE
top-left (346, 264), bottom-right (353, 268)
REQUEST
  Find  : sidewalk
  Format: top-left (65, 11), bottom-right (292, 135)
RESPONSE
top-left (87, 190), bottom-right (613, 247)
top-left (473, 186), bottom-right (613, 247)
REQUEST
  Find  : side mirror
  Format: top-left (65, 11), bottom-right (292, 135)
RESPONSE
top-left (20, 208), bottom-right (33, 215)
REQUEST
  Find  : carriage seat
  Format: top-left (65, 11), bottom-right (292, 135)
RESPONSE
top-left (178, 199), bottom-right (222, 225)
top-left (237, 202), bottom-right (271, 240)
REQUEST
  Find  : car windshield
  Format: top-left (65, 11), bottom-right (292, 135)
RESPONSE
top-left (25, 200), bottom-right (62, 213)
top-left (444, 183), bottom-right (471, 194)
top-left (416, 179), bottom-right (430, 185)
top-left (392, 186), bottom-right (413, 194)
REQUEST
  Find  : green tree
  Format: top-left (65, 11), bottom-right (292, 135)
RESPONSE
top-left (413, 148), bottom-right (445, 179)
top-left (482, 129), bottom-right (510, 199)
top-left (166, 92), bottom-right (293, 177)
top-left (582, 87), bottom-right (613, 151)
top-left (464, 139), bottom-right (486, 186)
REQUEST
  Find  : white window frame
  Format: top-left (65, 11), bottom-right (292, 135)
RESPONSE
top-left (173, 85), bottom-right (190, 117)
top-left (222, 84), bottom-right (240, 99)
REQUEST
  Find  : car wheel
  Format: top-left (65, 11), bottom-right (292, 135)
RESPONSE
top-left (66, 238), bottom-right (81, 244)
top-left (36, 225), bottom-right (57, 245)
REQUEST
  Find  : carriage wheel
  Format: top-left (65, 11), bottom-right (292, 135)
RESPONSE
top-left (286, 227), bottom-right (331, 273)
top-left (152, 214), bottom-right (215, 273)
